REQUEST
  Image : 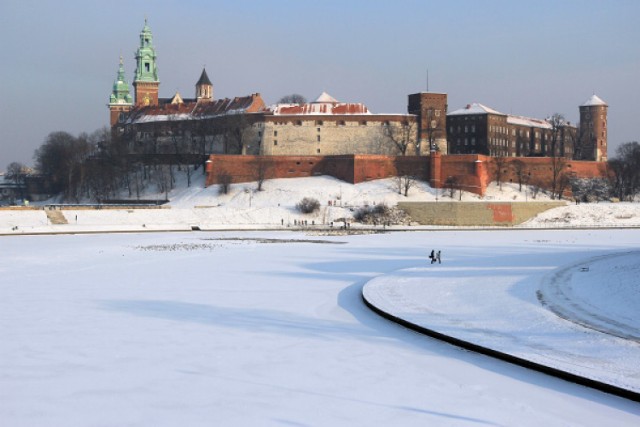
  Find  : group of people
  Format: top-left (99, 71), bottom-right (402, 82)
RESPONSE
top-left (428, 249), bottom-right (441, 264)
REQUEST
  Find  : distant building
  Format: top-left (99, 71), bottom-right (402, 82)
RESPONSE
top-left (108, 20), bottom-right (606, 162)
top-left (109, 20), bottom-right (447, 157)
top-left (446, 97), bottom-right (606, 161)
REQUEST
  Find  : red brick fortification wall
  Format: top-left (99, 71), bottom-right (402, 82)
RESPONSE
top-left (205, 155), bottom-right (338, 185)
top-left (485, 157), bottom-right (608, 190)
top-left (352, 155), bottom-right (429, 183)
top-left (439, 154), bottom-right (487, 195)
top-left (205, 155), bottom-right (429, 186)
top-left (204, 153), bottom-right (607, 195)
top-left (434, 155), bottom-right (607, 197)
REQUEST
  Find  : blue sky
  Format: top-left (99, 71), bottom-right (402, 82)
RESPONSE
top-left (1, 0), bottom-right (638, 167)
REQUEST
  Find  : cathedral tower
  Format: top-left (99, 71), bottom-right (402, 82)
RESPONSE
top-left (579, 95), bottom-right (607, 161)
top-left (108, 56), bottom-right (133, 126)
top-left (196, 68), bottom-right (213, 102)
top-left (133, 18), bottom-right (160, 107)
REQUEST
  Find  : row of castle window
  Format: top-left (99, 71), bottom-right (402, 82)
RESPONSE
top-left (272, 120), bottom-right (377, 127)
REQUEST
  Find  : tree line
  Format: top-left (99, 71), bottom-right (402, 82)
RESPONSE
top-left (3, 120), bottom-right (639, 203)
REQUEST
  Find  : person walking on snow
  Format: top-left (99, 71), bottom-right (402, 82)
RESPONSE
top-left (436, 250), bottom-right (441, 264)
top-left (429, 249), bottom-right (435, 264)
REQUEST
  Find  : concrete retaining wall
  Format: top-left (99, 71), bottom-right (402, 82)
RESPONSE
top-left (397, 201), bottom-right (567, 226)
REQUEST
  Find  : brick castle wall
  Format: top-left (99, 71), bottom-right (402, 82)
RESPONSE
top-left (205, 155), bottom-right (429, 186)
top-left (205, 153), bottom-right (607, 196)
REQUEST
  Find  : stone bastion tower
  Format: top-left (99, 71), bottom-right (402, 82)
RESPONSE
top-left (579, 94), bottom-right (608, 162)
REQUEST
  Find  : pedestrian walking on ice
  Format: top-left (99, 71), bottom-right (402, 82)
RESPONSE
top-left (429, 249), bottom-right (435, 264)
top-left (436, 250), bottom-right (441, 264)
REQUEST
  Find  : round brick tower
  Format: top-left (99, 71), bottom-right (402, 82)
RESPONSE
top-left (579, 95), bottom-right (607, 161)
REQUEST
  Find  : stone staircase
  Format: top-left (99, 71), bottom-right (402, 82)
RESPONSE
top-left (46, 210), bottom-right (68, 225)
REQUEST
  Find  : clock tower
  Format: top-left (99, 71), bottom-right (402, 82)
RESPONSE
top-left (133, 18), bottom-right (160, 107)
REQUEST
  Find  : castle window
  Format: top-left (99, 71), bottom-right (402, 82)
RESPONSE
top-left (145, 62), bottom-right (150, 72)
top-left (274, 140), bottom-right (278, 146)
top-left (274, 130), bottom-right (278, 137)
top-left (337, 120), bottom-right (346, 126)
top-left (360, 121), bottom-right (367, 126)
top-left (316, 120), bottom-right (323, 126)
top-left (317, 149), bottom-right (321, 154)
top-left (317, 135), bottom-right (321, 142)
top-left (317, 128), bottom-right (321, 132)
top-left (295, 120), bottom-right (302, 126)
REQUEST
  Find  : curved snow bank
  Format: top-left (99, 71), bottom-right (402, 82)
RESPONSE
top-left (539, 251), bottom-right (640, 341)
top-left (520, 202), bottom-right (640, 228)
top-left (362, 257), bottom-right (640, 398)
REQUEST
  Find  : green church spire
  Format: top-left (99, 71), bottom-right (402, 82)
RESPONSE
top-left (109, 56), bottom-right (133, 105)
top-left (134, 18), bottom-right (159, 83)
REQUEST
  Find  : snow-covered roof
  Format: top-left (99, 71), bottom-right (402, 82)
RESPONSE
top-left (507, 115), bottom-right (552, 129)
top-left (581, 94), bottom-right (607, 107)
top-left (126, 94), bottom-right (265, 124)
top-left (313, 91), bottom-right (339, 103)
top-left (448, 103), bottom-right (505, 116)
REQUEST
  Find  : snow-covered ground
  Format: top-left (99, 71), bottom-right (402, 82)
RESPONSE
top-left (363, 240), bottom-right (640, 393)
top-left (1, 229), bottom-right (639, 426)
top-left (2, 173), bottom-right (640, 234)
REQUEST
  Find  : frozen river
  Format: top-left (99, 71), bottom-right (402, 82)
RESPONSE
top-left (1, 229), bottom-right (639, 426)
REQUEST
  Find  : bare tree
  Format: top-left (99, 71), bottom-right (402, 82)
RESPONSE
top-left (217, 171), bottom-right (232, 195)
top-left (33, 131), bottom-right (93, 201)
top-left (423, 107), bottom-right (443, 153)
top-left (515, 131), bottom-right (530, 157)
top-left (546, 113), bottom-right (563, 157)
top-left (254, 156), bottom-right (272, 191)
top-left (278, 94), bottom-right (307, 104)
top-left (608, 141), bottom-right (640, 200)
top-left (394, 175), bottom-right (415, 196)
top-left (550, 155), bottom-right (568, 200)
top-left (6, 162), bottom-right (28, 185)
top-left (493, 156), bottom-right (507, 190)
top-left (220, 114), bottom-right (254, 154)
top-left (511, 159), bottom-right (527, 192)
top-left (444, 176), bottom-right (458, 199)
top-left (5, 162), bottom-right (29, 202)
top-left (382, 120), bottom-right (417, 156)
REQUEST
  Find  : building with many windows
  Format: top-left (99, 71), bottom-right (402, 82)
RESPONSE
top-left (109, 20), bottom-right (448, 157)
top-left (109, 20), bottom-right (606, 163)
top-left (446, 97), bottom-right (607, 161)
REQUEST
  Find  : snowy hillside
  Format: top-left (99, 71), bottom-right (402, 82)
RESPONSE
top-left (2, 172), bottom-right (640, 232)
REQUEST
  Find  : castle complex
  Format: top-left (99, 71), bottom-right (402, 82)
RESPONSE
top-left (108, 20), bottom-right (608, 183)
